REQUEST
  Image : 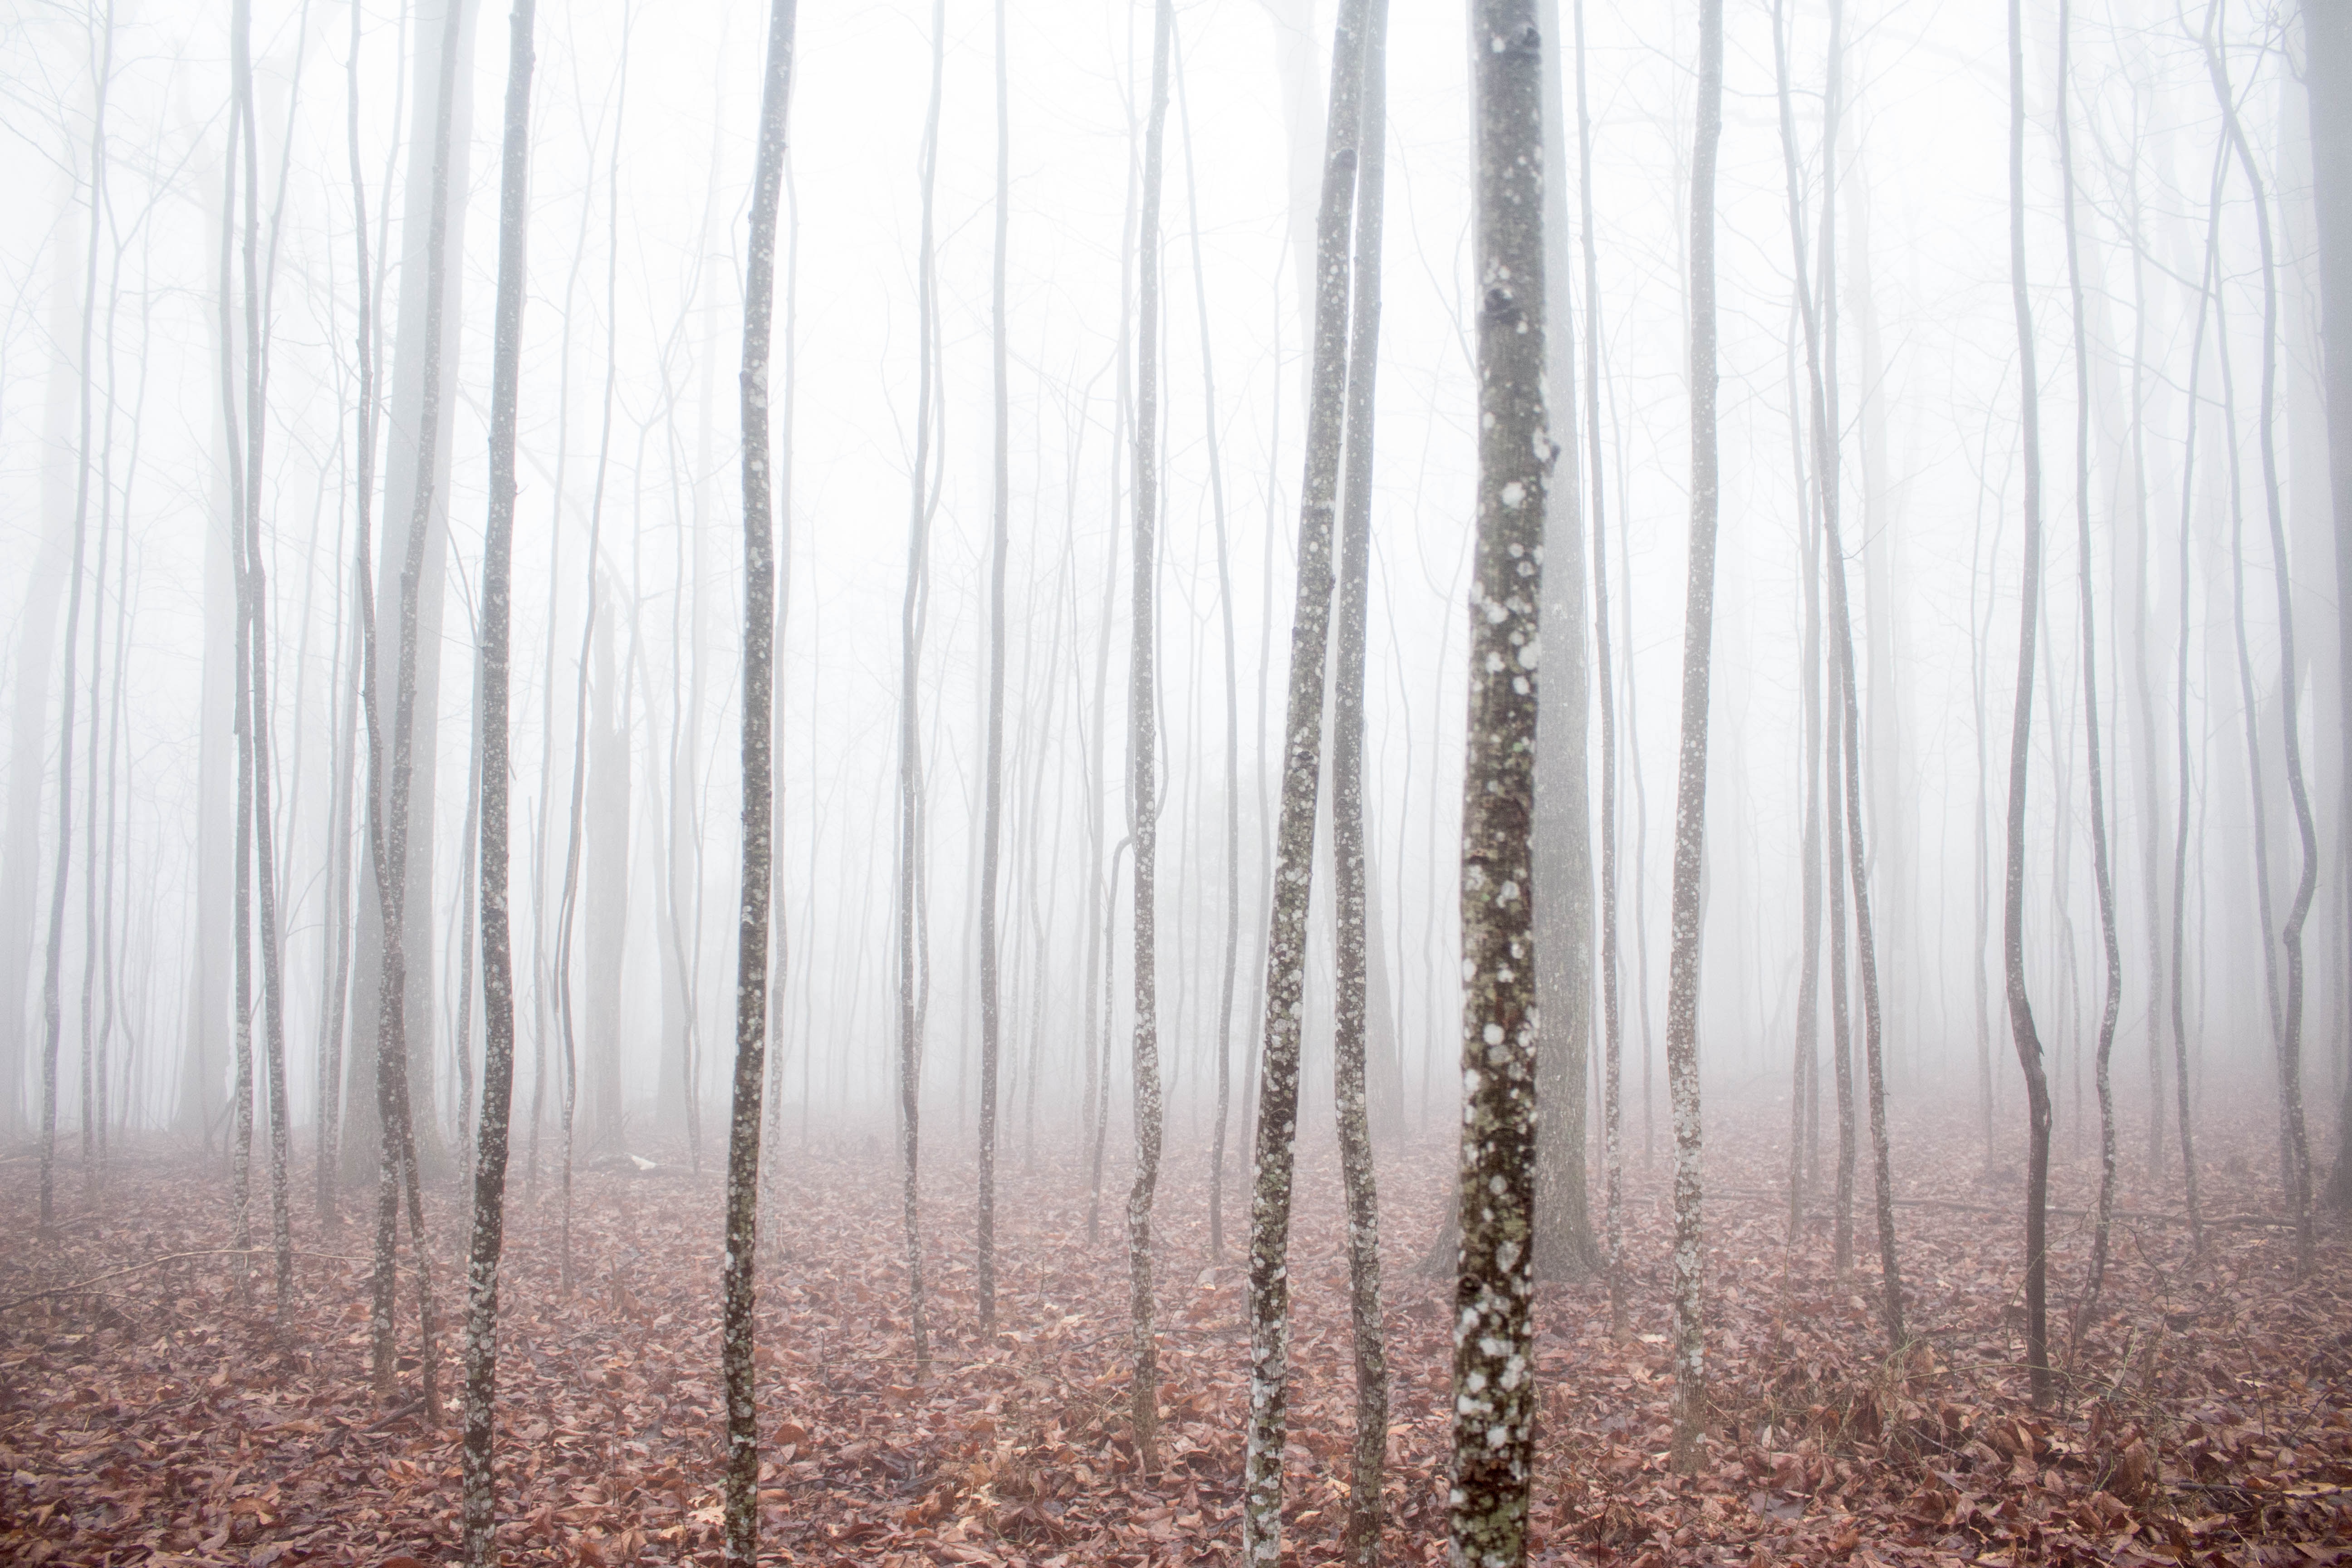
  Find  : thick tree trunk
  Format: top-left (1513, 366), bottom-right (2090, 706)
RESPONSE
top-left (1446, 0), bottom-right (1551, 1557)
top-left (2306, 0), bottom-right (2352, 1212)
top-left (2003, 0), bottom-right (2056, 1409)
top-left (1242, 0), bottom-right (1368, 1551)
top-left (457, 5), bottom-right (534, 1560)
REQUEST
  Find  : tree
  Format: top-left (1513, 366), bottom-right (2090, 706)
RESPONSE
top-left (1448, 0), bottom-right (1551, 1555)
top-left (2055, 0), bottom-right (2123, 1319)
top-left (977, 0), bottom-right (1010, 1340)
top-left (1529, 0), bottom-right (1595, 1285)
top-left (1242, 0), bottom-right (1369, 1550)
top-left (724, 9), bottom-right (797, 1560)
top-left (2204, 5), bottom-right (2317, 1272)
top-left (1125, 0), bottom-right (1173, 1479)
top-left (896, 0), bottom-right (946, 1382)
top-left (1659, 0), bottom-right (1726, 1475)
top-left (37, 0), bottom-right (112, 1235)
top-left (1330, 0), bottom-right (1392, 1552)
top-left (2307, 0), bottom-right (2352, 1215)
top-left (2002, 0), bottom-right (2057, 1409)
top-left (457, 0), bottom-right (535, 1558)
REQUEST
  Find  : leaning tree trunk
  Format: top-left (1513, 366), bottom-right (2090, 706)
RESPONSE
top-left (1330, 0), bottom-right (1391, 1555)
top-left (1125, 0), bottom-right (1172, 1480)
top-left (1446, 0), bottom-right (1551, 1558)
top-left (2002, 0), bottom-right (2056, 1410)
top-left (1242, 0), bottom-right (1369, 1552)
top-left (1659, 0), bottom-right (1725, 1477)
top-left (723, 10), bottom-right (795, 1561)
top-left (977, 0), bottom-right (1010, 1340)
top-left (458, 4), bottom-right (534, 1561)
top-left (2055, 0), bottom-right (2123, 1321)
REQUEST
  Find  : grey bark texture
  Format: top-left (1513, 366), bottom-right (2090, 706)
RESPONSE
top-left (1448, 0), bottom-right (1551, 1559)
top-left (1126, 0), bottom-right (1172, 1479)
top-left (1242, 0), bottom-right (1367, 1552)
top-left (1665, 0), bottom-right (1725, 1478)
top-left (459, 3), bottom-right (534, 1560)
top-left (1529, 0), bottom-right (1594, 1285)
top-left (2003, 0), bottom-right (2056, 1409)
top-left (1331, 0), bottom-right (1391, 1554)
top-left (724, 10), bottom-right (795, 1561)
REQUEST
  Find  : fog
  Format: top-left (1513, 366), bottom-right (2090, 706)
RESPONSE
top-left (1, 0), bottom-right (2347, 1557)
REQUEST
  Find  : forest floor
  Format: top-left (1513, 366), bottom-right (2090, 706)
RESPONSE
top-left (1, 1088), bottom-right (2348, 1567)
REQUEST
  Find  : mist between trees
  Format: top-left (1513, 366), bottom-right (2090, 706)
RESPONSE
top-left (1, 0), bottom-right (2350, 1564)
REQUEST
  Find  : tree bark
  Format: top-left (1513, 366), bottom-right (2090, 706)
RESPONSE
top-left (978, 0), bottom-right (1010, 1340)
top-left (2003, 0), bottom-right (2056, 1409)
top-left (1447, 0), bottom-right (1551, 1555)
top-left (722, 10), bottom-right (795, 1560)
top-left (2305, 0), bottom-right (2352, 1213)
top-left (1330, 0), bottom-right (1391, 1553)
top-left (1125, 0), bottom-right (1172, 1479)
top-left (1659, 0), bottom-right (1725, 1476)
top-left (1242, 0), bottom-right (1368, 1549)
top-left (458, 3), bottom-right (535, 1558)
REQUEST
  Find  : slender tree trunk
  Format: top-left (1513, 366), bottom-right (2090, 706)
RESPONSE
top-left (1447, 0), bottom-right (1551, 1551)
top-left (722, 10), bottom-right (794, 1559)
top-left (2003, 0), bottom-right (2056, 1409)
top-left (1171, 21), bottom-right (1243, 1274)
top-left (896, 0), bottom-right (947, 1382)
top-left (977, 0), bottom-right (1011, 1340)
top-left (2205, 12), bottom-right (2318, 1269)
top-left (457, 4), bottom-right (534, 1558)
top-left (367, 0), bottom-right (465, 1424)
top-left (2053, 0), bottom-right (2123, 1321)
top-left (1242, 0), bottom-right (1368, 1549)
top-left (1662, 0), bottom-right (1725, 1475)
top-left (1125, 0), bottom-right (1173, 1479)
top-left (1330, 0), bottom-right (1391, 1553)
top-left (1572, 0), bottom-right (1624, 1330)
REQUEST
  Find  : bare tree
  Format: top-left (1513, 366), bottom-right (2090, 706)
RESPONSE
top-left (457, 1), bottom-right (535, 1558)
top-left (1447, 0), bottom-right (1551, 1554)
top-left (1125, 0), bottom-right (1173, 1478)
top-left (1242, 0), bottom-right (1368, 1550)
top-left (39, 0), bottom-right (112, 1235)
top-left (1659, 0), bottom-right (1725, 1475)
top-left (723, 9), bottom-right (796, 1560)
top-left (977, 0), bottom-right (1011, 1339)
top-left (1330, 0), bottom-right (1391, 1552)
top-left (2002, 0), bottom-right (2056, 1409)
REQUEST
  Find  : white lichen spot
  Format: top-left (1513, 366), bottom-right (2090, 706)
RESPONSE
top-left (1500, 481), bottom-right (1525, 510)
top-left (1483, 1023), bottom-right (1504, 1046)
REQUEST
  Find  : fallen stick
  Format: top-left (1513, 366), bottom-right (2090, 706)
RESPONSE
top-left (0, 1247), bottom-right (378, 1312)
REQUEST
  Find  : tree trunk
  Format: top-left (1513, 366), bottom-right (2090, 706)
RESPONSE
top-left (896, 0), bottom-right (946, 1382)
top-left (1125, 0), bottom-right (1172, 1479)
top-left (722, 10), bottom-right (794, 1560)
top-left (1446, 0), bottom-right (1551, 1557)
top-left (1330, 0), bottom-right (1390, 1553)
top-left (457, 4), bottom-right (535, 1558)
top-left (1242, 0), bottom-right (1368, 1549)
top-left (1664, 0), bottom-right (1724, 1476)
top-left (1530, 0), bottom-right (1595, 1285)
top-left (977, 0), bottom-right (1011, 1340)
top-left (2002, 0), bottom-right (2056, 1409)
